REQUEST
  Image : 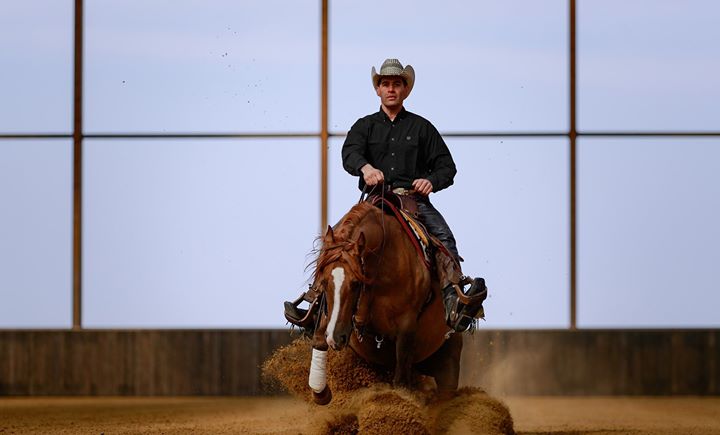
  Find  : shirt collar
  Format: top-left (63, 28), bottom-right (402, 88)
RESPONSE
top-left (376, 106), bottom-right (408, 122)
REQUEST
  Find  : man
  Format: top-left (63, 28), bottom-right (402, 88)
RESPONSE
top-left (284, 59), bottom-right (485, 332)
top-left (342, 58), bottom-right (459, 259)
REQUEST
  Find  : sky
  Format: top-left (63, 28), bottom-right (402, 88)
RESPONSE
top-left (1, 0), bottom-right (719, 328)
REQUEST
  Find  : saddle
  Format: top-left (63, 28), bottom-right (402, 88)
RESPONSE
top-left (369, 191), bottom-right (433, 269)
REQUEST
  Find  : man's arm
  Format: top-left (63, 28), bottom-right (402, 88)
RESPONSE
top-left (423, 123), bottom-right (457, 193)
top-left (341, 118), bottom-right (370, 176)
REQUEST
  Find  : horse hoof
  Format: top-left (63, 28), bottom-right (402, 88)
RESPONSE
top-left (312, 386), bottom-right (332, 405)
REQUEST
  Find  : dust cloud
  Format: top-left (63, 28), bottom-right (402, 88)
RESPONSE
top-left (262, 338), bottom-right (515, 434)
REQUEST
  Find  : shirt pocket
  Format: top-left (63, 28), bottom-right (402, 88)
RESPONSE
top-left (401, 135), bottom-right (420, 174)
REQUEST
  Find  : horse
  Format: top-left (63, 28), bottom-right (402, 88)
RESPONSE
top-left (306, 200), bottom-right (466, 405)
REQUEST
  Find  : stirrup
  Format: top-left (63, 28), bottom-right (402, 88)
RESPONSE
top-left (465, 278), bottom-right (487, 299)
top-left (284, 301), bottom-right (308, 323)
top-left (444, 278), bottom-right (487, 333)
top-left (283, 291), bottom-right (321, 329)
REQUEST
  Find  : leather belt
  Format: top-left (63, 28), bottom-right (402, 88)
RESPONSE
top-left (392, 187), bottom-right (416, 196)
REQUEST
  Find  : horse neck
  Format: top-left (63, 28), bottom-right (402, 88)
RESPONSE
top-left (350, 204), bottom-right (415, 278)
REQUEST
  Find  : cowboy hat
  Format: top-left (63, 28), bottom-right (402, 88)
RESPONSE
top-left (371, 58), bottom-right (415, 96)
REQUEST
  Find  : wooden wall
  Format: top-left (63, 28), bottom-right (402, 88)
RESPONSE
top-left (460, 330), bottom-right (719, 395)
top-left (0, 330), bottom-right (293, 395)
top-left (1, 329), bottom-right (717, 396)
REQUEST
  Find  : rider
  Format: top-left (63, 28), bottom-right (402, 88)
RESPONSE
top-left (285, 58), bottom-right (486, 332)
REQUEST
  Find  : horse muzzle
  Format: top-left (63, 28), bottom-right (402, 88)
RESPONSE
top-left (326, 328), bottom-right (350, 350)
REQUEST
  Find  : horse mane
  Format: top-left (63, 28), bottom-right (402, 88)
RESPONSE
top-left (311, 202), bottom-right (376, 284)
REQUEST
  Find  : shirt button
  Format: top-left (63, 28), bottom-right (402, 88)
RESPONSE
top-left (391, 153), bottom-right (395, 156)
top-left (391, 167), bottom-right (395, 171)
top-left (391, 138), bottom-right (395, 141)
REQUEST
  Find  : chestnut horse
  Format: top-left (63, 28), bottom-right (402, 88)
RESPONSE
top-left (307, 201), bottom-right (463, 405)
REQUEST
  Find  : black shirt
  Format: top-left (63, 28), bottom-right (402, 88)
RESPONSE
top-left (341, 107), bottom-right (457, 192)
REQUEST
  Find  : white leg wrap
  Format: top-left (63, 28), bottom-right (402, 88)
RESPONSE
top-left (308, 348), bottom-right (328, 393)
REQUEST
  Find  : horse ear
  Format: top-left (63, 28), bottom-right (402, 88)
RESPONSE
top-left (356, 232), bottom-right (366, 255)
top-left (324, 226), bottom-right (335, 243)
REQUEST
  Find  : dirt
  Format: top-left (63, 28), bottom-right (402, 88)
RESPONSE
top-left (261, 337), bottom-right (393, 399)
top-left (262, 337), bottom-right (515, 434)
top-left (1, 396), bottom-right (720, 434)
top-left (506, 396), bottom-right (720, 435)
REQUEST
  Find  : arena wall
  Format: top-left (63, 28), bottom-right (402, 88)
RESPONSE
top-left (1, 330), bottom-right (717, 396)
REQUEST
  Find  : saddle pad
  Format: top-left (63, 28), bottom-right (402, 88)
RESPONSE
top-left (370, 195), bottom-right (432, 269)
top-left (399, 209), bottom-right (432, 264)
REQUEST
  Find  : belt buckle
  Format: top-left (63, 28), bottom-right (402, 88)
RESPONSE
top-left (392, 187), bottom-right (413, 196)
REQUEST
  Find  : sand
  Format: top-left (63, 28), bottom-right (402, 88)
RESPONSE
top-left (506, 396), bottom-right (720, 435)
top-left (2, 396), bottom-right (720, 434)
top-left (261, 337), bottom-right (515, 434)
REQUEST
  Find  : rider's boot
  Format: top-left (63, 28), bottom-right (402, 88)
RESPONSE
top-left (443, 277), bottom-right (488, 332)
top-left (442, 284), bottom-right (461, 326)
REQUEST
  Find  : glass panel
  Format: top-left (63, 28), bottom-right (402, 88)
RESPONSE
top-left (578, 138), bottom-right (720, 327)
top-left (331, 0), bottom-right (568, 133)
top-left (330, 137), bottom-right (570, 328)
top-left (328, 137), bottom-right (361, 225)
top-left (83, 139), bottom-right (319, 328)
top-left (0, 1), bottom-right (73, 133)
top-left (578, 0), bottom-right (720, 131)
top-left (85, 0), bottom-right (319, 133)
top-left (0, 140), bottom-right (73, 328)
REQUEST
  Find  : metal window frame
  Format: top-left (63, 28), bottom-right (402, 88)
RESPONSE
top-left (2, 0), bottom-right (719, 330)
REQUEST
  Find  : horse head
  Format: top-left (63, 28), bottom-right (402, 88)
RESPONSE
top-left (318, 226), bottom-right (367, 351)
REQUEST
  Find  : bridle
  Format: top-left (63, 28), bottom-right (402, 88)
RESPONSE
top-left (315, 182), bottom-right (390, 348)
top-left (354, 183), bottom-right (390, 346)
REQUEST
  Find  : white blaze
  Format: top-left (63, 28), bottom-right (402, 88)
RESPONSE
top-left (325, 267), bottom-right (345, 342)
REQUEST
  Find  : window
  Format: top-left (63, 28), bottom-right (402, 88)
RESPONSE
top-left (578, 0), bottom-right (720, 131)
top-left (84, 0), bottom-right (319, 133)
top-left (331, 0), bottom-right (568, 134)
top-left (0, 1), bottom-right (73, 133)
top-left (0, 140), bottom-right (73, 328)
top-left (83, 139), bottom-right (319, 327)
top-left (578, 137), bottom-right (720, 327)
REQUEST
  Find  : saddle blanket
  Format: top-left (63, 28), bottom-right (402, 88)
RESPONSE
top-left (370, 195), bottom-right (434, 269)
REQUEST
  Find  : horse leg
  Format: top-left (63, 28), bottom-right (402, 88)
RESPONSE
top-left (417, 332), bottom-right (463, 400)
top-left (309, 316), bottom-right (332, 405)
top-left (394, 330), bottom-right (416, 388)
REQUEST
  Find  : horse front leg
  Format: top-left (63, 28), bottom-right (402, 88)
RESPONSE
top-left (426, 332), bottom-right (463, 401)
top-left (394, 330), bottom-right (416, 388)
top-left (309, 313), bottom-right (332, 405)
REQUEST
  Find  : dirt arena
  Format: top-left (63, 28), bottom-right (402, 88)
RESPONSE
top-left (2, 339), bottom-right (719, 434)
top-left (2, 396), bottom-right (719, 434)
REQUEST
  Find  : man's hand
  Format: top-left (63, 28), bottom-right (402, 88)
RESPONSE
top-left (361, 164), bottom-right (385, 186)
top-left (412, 178), bottom-right (433, 196)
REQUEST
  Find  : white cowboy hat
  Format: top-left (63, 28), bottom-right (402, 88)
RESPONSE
top-left (371, 58), bottom-right (415, 96)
